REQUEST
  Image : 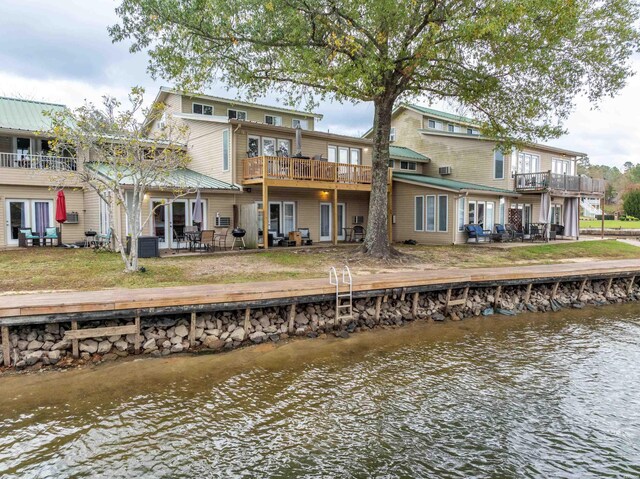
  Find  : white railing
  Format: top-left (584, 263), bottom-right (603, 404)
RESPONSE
top-left (0, 152), bottom-right (77, 171)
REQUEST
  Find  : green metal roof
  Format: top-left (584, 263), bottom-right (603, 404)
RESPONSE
top-left (403, 103), bottom-right (478, 126)
top-left (89, 163), bottom-right (239, 191)
top-left (0, 96), bottom-right (66, 132)
top-left (389, 146), bottom-right (430, 162)
top-left (393, 172), bottom-right (516, 195)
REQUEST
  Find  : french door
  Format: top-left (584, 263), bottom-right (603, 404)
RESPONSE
top-left (319, 202), bottom-right (346, 242)
top-left (151, 199), bottom-right (190, 248)
top-left (5, 200), bottom-right (29, 246)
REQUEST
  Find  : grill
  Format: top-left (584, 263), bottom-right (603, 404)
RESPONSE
top-left (232, 228), bottom-right (246, 238)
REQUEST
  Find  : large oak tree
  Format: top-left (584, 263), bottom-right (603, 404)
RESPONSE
top-left (111, 0), bottom-right (639, 258)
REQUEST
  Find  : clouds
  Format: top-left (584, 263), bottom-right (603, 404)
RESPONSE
top-left (0, 1), bottom-right (637, 169)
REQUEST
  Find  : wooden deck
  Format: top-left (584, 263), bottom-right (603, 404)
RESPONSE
top-left (1, 259), bottom-right (639, 326)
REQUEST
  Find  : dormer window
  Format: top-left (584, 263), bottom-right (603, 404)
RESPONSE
top-left (192, 103), bottom-right (213, 116)
top-left (427, 119), bottom-right (442, 130)
top-left (228, 109), bottom-right (247, 120)
top-left (292, 118), bottom-right (309, 130)
top-left (265, 115), bottom-right (282, 126)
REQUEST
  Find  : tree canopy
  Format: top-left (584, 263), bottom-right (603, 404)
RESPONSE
top-left (111, 0), bottom-right (640, 256)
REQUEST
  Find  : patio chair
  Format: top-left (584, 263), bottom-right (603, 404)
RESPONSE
top-left (465, 224), bottom-right (492, 243)
top-left (505, 224), bottom-right (525, 242)
top-left (492, 224), bottom-right (510, 242)
top-left (18, 228), bottom-right (40, 247)
top-left (173, 228), bottom-right (185, 251)
top-left (199, 229), bottom-right (215, 251)
top-left (298, 228), bottom-right (313, 246)
top-left (96, 228), bottom-right (113, 249)
top-left (269, 229), bottom-right (284, 246)
top-left (529, 224), bottom-right (543, 242)
top-left (351, 225), bottom-right (366, 242)
top-left (214, 227), bottom-right (230, 250)
top-left (43, 227), bottom-right (59, 246)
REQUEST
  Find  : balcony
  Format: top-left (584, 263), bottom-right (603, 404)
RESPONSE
top-left (243, 156), bottom-right (378, 191)
top-left (514, 171), bottom-right (605, 196)
top-left (0, 152), bottom-right (77, 171)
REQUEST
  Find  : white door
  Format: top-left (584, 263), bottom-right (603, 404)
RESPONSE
top-left (320, 203), bottom-right (331, 241)
top-left (170, 199), bottom-right (188, 248)
top-left (151, 200), bottom-right (169, 247)
top-left (5, 199), bottom-right (30, 246)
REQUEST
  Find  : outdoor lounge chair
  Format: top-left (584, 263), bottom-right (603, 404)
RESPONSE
top-left (465, 224), bottom-right (492, 243)
top-left (505, 224), bottom-right (525, 242)
top-left (298, 228), bottom-right (313, 246)
top-left (492, 224), bottom-right (510, 242)
top-left (18, 228), bottom-right (40, 247)
top-left (43, 227), bottom-right (59, 246)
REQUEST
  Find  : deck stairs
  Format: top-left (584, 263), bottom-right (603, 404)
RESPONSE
top-left (329, 265), bottom-right (353, 327)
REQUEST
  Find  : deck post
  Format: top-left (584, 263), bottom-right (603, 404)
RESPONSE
top-left (628, 276), bottom-right (636, 295)
top-left (134, 316), bottom-right (141, 354)
top-left (494, 285), bottom-right (502, 309)
top-left (551, 282), bottom-right (560, 301)
top-left (332, 188), bottom-right (338, 245)
top-left (2, 326), bottom-right (10, 367)
top-left (288, 304), bottom-right (296, 333)
top-left (189, 312), bottom-right (197, 347)
top-left (524, 284), bottom-right (532, 303)
top-left (444, 288), bottom-right (452, 313)
top-left (262, 179), bottom-right (269, 250)
top-left (71, 320), bottom-right (79, 359)
top-left (412, 292), bottom-right (419, 318)
top-left (375, 296), bottom-right (382, 322)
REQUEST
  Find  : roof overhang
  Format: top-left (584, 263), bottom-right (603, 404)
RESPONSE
top-left (231, 119), bottom-right (373, 145)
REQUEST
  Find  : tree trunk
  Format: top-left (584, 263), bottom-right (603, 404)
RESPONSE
top-left (361, 96), bottom-right (396, 258)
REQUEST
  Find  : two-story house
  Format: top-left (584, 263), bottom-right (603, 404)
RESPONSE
top-left (0, 97), bottom-right (86, 248)
top-left (373, 103), bottom-right (605, 244)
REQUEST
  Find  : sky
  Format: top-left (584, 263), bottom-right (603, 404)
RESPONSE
top-left (1, 0), bottom-right (638, 169)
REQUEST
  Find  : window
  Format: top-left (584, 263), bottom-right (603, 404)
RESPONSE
top-left (551, 204), bottom-right (562, 224)
top-left (448, 124), bottom-right (455, 133)
top-left (438, 195), bottom-right (448, 232)
top-left (499, 197), bottom-right (505, 225)
top-left (469, 202), bottom-right (476, 224)
top-left (467, 128), bottom-right (473, 135)
top-left (292, 118), bottom-right (309, 130)
top-left (265, 115), bottom-right (282, 126)
top-left (426, 195), bottom-right (436, 232)
top-left (486, 202), bottom-right (495, 231)
top-left (389, 127), bottom-right (396, 142)
top-left (228, 109), bottom-right (247, 120)
top-left (222, 129), bottom-right (230, 171)
top-left (517, 152), bottom-right (540, 174)
top-left (552, 158), bottom-right (572, 175)
top-left (328, 145), bottom-right (337, 163)
top-left (248, 136), bottom-right (260, 157)
top-left (277, 139), bottom-right (290, 157)
top-left (400, 161), bottom-right (417, 171)
top-left (427, 119), bottom-right (442, 130)
top-left (414, 196), bottom-right (424, 231)
top-left (192, 103), bottom-right (213, 116)
top-left (338, 147), bottom-right (349, 164)
top-left (350, 148), bottom-right (360, 165)
top-left (458, 197), bottom-right (465, 232)
top-left (388, 160), bottom-right (395, 168)
top-left (262, 137), bottom-right (276, 156)
top-left (494, 149), bottom-right (505, 179)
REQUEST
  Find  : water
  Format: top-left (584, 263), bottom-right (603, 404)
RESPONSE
top-left (1, 304), bottom-right (640, 478)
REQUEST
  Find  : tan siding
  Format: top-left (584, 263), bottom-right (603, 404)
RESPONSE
top-left (182, 120), bottom-right (232, 184)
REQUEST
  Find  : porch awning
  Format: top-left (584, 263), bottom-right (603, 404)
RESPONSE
top-left (393, 172), bottom-right (520, 197)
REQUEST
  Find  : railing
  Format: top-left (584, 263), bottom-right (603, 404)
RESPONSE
top-left (0, 152), bottom-right (77, 171)
top-left (243, 156), bottom-right (373, 185)
top-left (514, 171), bottom-right (605, 194)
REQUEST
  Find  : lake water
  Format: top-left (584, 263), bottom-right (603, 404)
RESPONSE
top-left (1, 304), bottom-right (640, 478)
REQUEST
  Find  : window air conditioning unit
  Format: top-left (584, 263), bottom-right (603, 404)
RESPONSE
top-left (353, 215), bottom-right (364, 224)
top-left (215, 216), bottom-right (231, 227)
top-left (439, 166), bottom-right (453, 175)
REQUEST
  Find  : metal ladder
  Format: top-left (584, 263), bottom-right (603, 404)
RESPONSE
top-left (329, 265), bottom-right (353, 328)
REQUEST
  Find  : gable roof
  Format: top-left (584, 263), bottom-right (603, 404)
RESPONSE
top-left (0, 96), bottom-right (66, 133)
top-left (393, 172), bottom-right (519, 197)
top-left (89, 163), bottom-right (239, 191)
top-left (389, 146), bottom-right (430, 162)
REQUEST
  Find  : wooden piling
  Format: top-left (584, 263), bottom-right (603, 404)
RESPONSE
top-left (134, 316), bottom-right (141, 354)
top-left (2, 326), bottom-right (10, 367)
top-left (71, 320), bottom-right (79, 359)
top-left (444, 288), bottom-right (452, 312)
top-left (412, 292), bottom-right (419, 318)
top-left (551, 282), bottom-right (560, 301)
top-left (288, 304), bottom-right (296, 333)
top-left (375, 296), bottom-right (382, 322)
top-left (524, 283), bottom-right (532, 304)
top-left (628, 276), bottom-right (636, 295)
top-left (494, 286), bottom-right (502, 309)
top-left (243, 308), bottom-right (251, 332)
top-left (400, 288), bottom-right (406, 301)
top-left (189, 312), bottom-right (197, 347)
top-left (578, 278), bottom-right (588, 299)
top-left (605, 278), bottom-right (613, 296)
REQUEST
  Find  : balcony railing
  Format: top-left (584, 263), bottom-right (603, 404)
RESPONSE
top-left (243, 156), bottom-right (373, 185)
top-left (514, 171), bottom-right (605, 195)
top-left (0, 152), bottom-right (77, 171)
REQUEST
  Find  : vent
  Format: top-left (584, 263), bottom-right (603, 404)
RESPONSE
top-left (215, 216), bottom-right (231, 227)
top-left (439, 166), bottom-right (452, 175)
top-left (353, 215), bottom-right (364, 224)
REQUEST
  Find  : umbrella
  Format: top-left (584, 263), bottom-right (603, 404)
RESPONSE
top-left (538, 192), bottom-right (551, 242)
top-left (55, 190), bottom-right (67, 246)
top-left (295, 124), bottom-right (302, 156)
top-left (192, 189), bottom-right (203, 226)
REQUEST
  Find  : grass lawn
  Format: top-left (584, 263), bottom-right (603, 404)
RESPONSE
top-left (1, 240), bottom-right (638, 294)
top-left (581, 220), bottom-right (640, 229)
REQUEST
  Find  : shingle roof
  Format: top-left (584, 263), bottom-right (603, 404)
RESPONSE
top-left (389, 146), bottom-right (430, 162)
top-left (393, 172), bottom-right (517, 195)
top-left (0, 96), bottom-right (66, 132)
top-left (403, 103), bottom-right (478, 125)
top-left (89, 163), bottom-right (240, 191)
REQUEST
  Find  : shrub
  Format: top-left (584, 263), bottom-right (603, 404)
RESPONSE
top-left (623, 191), bottom-right (640, 219)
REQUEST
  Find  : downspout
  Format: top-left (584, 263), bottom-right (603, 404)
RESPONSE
top-left (453, 192), bottom-right (468, 245)
top-left (231, 122), bottom-right (243, 190)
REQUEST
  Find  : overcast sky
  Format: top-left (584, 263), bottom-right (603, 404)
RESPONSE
top-left (1, 0), bottom-right (638, 169)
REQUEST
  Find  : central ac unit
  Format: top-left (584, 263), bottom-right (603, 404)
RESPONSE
top-left (439, 166), bottom-right (452, 175)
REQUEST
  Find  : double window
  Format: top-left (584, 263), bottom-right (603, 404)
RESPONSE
top-left (516, 152), bottom-right (540, 174)
top-left (248, 135), bottom-right (291, 157)
top-left (228, 109), bottom-right (247, 120)
top-left (192, 103), bottom-right (213, 116)
top-left (427, 119), bottom-right (443, 130)
top-left (468, 200), bottom-right (495, 231)
top-left (328, 145), bottom-right (361, 165)
top-left (292, 118), bottom-right (309, 130)
top-left (400, 161), bottom-right (417, 171)
top-left (552, 158), bottom-right (572, 175)
top-left (414, 194), bottom-right (448, 232)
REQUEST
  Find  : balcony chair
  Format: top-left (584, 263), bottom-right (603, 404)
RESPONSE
top-left (43, 227), bottom-right (59, 246)
top-left (464, 224), bottom-right (492, 243)
top-left (351, 225), bottom-right (366, 242)
top-left (298, 228), bottom-right (313, 246)
top-left (505, 224), bottom-right (525, 242)
top-left (18, 228), bottom-right (41, 247)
